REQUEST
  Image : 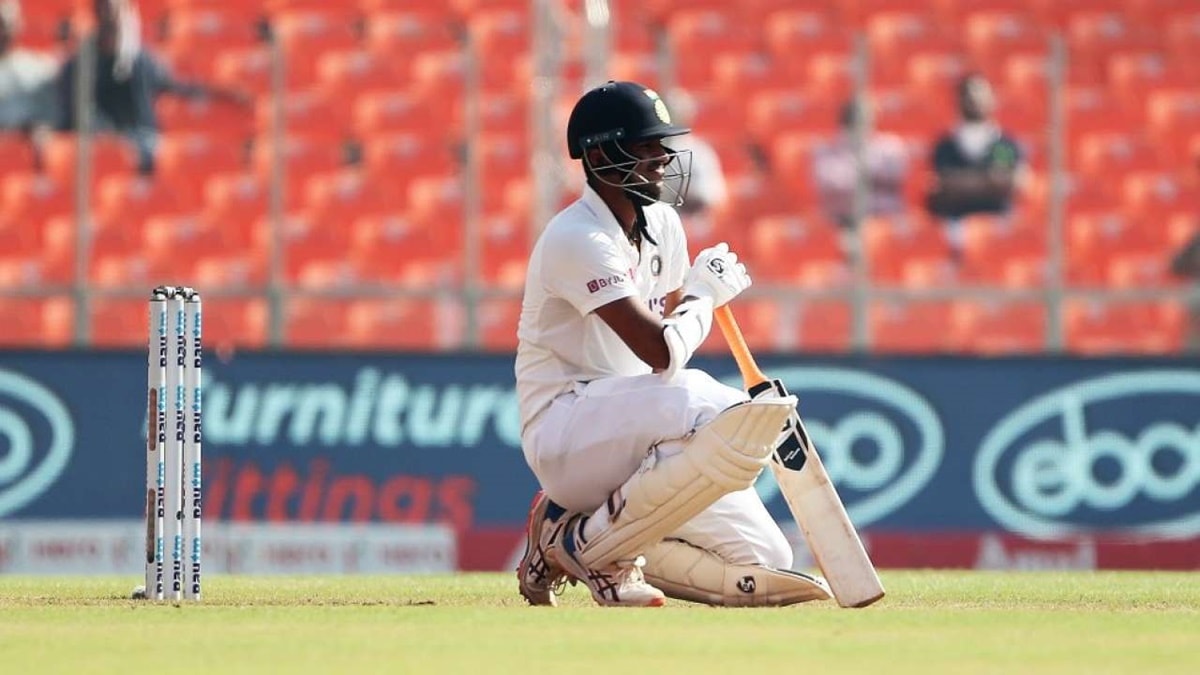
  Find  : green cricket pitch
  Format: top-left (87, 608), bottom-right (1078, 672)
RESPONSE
top-left (1, 571), bottom-right (1196, 674)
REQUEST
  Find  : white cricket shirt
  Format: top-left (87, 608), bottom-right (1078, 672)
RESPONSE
top-left (515, 184), bottom-right (689, 432)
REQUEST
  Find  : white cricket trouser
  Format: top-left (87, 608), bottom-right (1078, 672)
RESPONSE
top-left (522, 369), bottom-right (792, 569)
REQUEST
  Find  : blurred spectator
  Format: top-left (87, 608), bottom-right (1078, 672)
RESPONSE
top-left (812, 98), bottom-right (908, 230)
top-left (1170, 230), bottom-right (1200, 351)
top-left (0, 0), bottom-right (58, 169)
top-left (58, 0), bottom-right (250, 174)
top-left (926, 73), bottom-right (1027, 259)
top-left (664, 89), bottom-right (727, 227)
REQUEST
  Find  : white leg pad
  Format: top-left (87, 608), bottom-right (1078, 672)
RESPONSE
top-left (643, 539), bottom-right (832, 607)
top-left (575, 398), bottom-right (796, 569)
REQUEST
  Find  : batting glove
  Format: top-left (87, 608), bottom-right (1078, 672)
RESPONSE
top-left (683, 242), bottom-right (752, 308)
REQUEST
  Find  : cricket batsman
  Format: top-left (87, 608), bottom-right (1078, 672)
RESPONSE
top-left (514, 81), bottom-right (831, 607)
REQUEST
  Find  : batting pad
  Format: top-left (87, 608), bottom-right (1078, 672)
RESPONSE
top-left (575, 398), bottom-right (796, 569)
top-left (642, 538), bottom-right (832, 607)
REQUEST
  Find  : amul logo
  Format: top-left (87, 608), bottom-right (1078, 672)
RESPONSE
top-left (0, 370), bottom-right (75, 517)
top-left (739, 367), bottom-right (944, 528)
top-left (974, 370), bottom-right (1200, 539)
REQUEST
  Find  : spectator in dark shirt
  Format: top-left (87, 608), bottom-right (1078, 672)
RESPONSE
top-left (59, 0), bottom-right (250, 174)
top-left (926, 73), bottom-right (1026, 259)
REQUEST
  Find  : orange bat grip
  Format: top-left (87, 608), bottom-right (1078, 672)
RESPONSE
top-left (714, 305), bottom-right (769, 388)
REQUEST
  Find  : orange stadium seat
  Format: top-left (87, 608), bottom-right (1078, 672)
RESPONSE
top-left (195, 297), bottom-right (269, 350)
top-left (749, 90), bottom-right (841, 139)
top-left (361, 133), bottom-right (458, 188)
top-left (0, 215), bottom-right (74, 288)
top-left (1146, 89), bottom-right (1200, 140)
top-left (41, 134), bottom-right (138, 184)
top-left (466, 8), bottom-right (530, 57)
top-left (0, 173), bottom-right (73, 229)
top-left (763, 8), bottom-right (841, 61)
top-left (346, 211), bottom-right (463, 286)
top-left (867, 12), bottom-right (962, 84)
top-left (316, 50), bottom-right (402, 99)
top-left (1071, 132), bottom-right (1162, 179)
top-left (210, 46), bottom-right (274, 95)
top-left (353, 89), bottom-right (452, 139)
top-left (156, 96), bottom-right (257, 140)
top-left (94, 174), bottom-right (183, 226)
top-left (1163, 9), bottom-right (1200, 61)
top-left (1122, 171), bottom-right (1198, 217)
top-left (950, 300), bottom-right (1046, 353)
top-left (89, 295), bottom-right (149, 343)
top-left (1107, 52), bottom-right (1198, 100)
top-left (747, 214), bottom-right (848, 287)
top-left (962, 10), bottom-right (1048, 64)
top-left (1064, 300), bottom-right (1185, 354)
top-left (0, 297), bottom-right (74, 348)
top-left (203, 171), bottom-right (270, 232)
top-left (1066, 86), bottom-right (1142, 138)
top-left (343, 298), bottom-right (464, 350)
top-left (873, 86), bottom-right (951, 137)
top-left (284, 297), bottom-right (352, 347)
top-left (791, 300), bottom-right (853, 352)
top-left (478, 297), bottom-right (521, 351)
top-left (479, 211), bottom-right (530, 289)
top-left (163, 7), bottom-right (266, 50)
top-left (696, 297), bottom-right (785, 354)
top-left (960, 215), bottom-right (1047, 288)
top-left (905, 51), bottom-right (973, 100)
top-left (869, 300), bottom-right (954, 353)
top-left (1066, 210), bottom-right (1146, 286)
top-left (863, 215), bottom-right (952, 285)
top-left (1106, 248), bottom-right (1181, 289)
top-left (251, 136), bottom-right (346, 207)
top-left (0, 133), bottom-right (39, 175)
top-left (363, 8), bottom-right (460, 54)
top-left (302, 169), bottom-right (392, 224)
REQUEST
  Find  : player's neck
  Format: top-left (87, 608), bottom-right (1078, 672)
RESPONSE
top-left (594, 185), bottom-right (638, 236)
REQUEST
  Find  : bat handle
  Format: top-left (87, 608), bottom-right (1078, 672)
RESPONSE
top-left (715, 305), bottom-right (769, 388)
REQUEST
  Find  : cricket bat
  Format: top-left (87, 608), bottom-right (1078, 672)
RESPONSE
top-left (715, 305), bottom-right (885, 608)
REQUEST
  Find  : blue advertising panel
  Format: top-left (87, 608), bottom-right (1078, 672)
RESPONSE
top-left (0, 351), bottom-right (1196, 540)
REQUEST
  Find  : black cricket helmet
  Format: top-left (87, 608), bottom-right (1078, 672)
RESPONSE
top-left (566, 80), bottom-right (693, 207)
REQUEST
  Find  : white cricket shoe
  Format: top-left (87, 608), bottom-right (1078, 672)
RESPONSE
top-left (552, 515), bottom-right (666, 608)
top-left (516, 491), bottom-right (568, 606)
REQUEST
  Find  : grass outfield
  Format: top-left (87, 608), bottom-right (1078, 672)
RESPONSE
top-left (1, 571), bottom-right (1197, 674)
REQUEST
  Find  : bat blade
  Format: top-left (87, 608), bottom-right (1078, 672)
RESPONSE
top-left (716, 306), bottom-right (885, 608)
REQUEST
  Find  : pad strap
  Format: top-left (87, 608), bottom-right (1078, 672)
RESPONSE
top-left (574, 398), bottom-right (795, 569)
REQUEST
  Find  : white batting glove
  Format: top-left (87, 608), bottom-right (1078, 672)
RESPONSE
top-left (683, 242), bottom-right (751, 307)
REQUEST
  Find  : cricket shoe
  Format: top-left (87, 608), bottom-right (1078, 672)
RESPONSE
top-left (517, 491), bottom-right (569, 606)
top-left (552, 514), bottom-right (666, 608)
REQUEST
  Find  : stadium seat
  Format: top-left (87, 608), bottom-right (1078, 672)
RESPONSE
top-left (162, 6), bottom-right (266, 51)
top-left (94, 174), bottom-right (182, 226)
top-left (962, 10), bottom-right (1048, 64)
top-left (353, 89), bottom-right (453, 139)
top-left (203, 171), bottom-right (270, 233)
top-left (316, 49), bottom-right (402, 99)
top-left (302, 169), bottom-right (391, 224)
top-left (195, 297), bottom-right (269, 349)
top-left (949, 300), bottom-right (1046, 353)
top-left (1071, 131), bottom-right (1161, 178)
top-left (1146, 89), bottom-right (1200, 140)
top-left (343, 297), bottom-right (464, 350)
top-left (747, 214), bottom-right (848, 287)
top-left (0, 215), bottom-right (73, 288)
top-left (1064, 300), bottom-right (1186, 354)
top-left (960, 215), bottom-right (1047, 288)
top-left (156, 95), bottom-right (257, 140)
top-left (41, 134), bottom-right (139, 185)
top-left (478, 297), bottom-right (521, 351)
top-left (1122, 171), bottom-right (1197, 217)
top-left (792, 299), bottom-right (853, 352)
top-left (364, 8), bottom-right (459, 54)
top-left (0, 297), bottom-right (74, 347)
top-left (361, 133), bottom-right (458, 190)
top-left (1107, 52), bottom-right (1197, 100)
top-left (346, 212), bottom-right (462, 286)
top-left (749, 90), bottom-right (841, 139)
top-left (863, 215), bottom-right (951, 285)
top-left (869, 300), bottom-right (954, 353)
top-left (155, 133), bottom-right (248, 205)
top-left (284, 297), bottom-right (352, 347)
top-left (0, 133), bottom-right (39, 175)
top-left (0, 173), bottom-right (73, 229)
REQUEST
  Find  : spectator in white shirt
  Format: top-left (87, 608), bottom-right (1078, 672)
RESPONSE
top-left (811, 98), bottom-right (908, 231)
top-left (0, 0), bottom-right (58, 169)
